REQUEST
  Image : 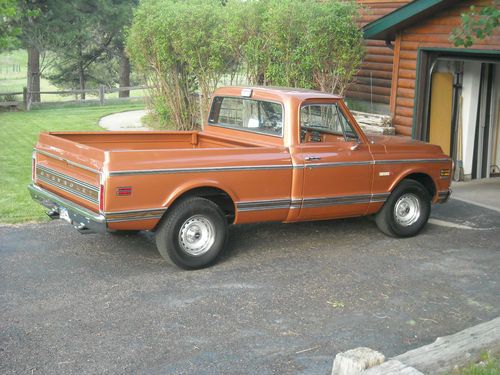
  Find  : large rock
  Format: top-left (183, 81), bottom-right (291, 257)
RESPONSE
top-left (331, 347), bottom-right (385, 375)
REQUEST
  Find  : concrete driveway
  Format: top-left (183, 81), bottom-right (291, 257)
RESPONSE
top-left (1, 199), bottom-right (499, 374)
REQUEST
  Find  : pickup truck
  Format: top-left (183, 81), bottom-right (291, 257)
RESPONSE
top-left (29, 86), bottom-right (452, 269)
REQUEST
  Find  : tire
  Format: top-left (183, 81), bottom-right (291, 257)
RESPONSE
top-left (375, 179), bottom-right (431, 238)
top-left (155, 197), bottom-right (228, 269)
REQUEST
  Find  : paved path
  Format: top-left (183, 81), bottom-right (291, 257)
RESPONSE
top-left (99, 109), bottom-right (150, 131)
top-left (1, 199), bottom-right (499, 374)
top-left (451, 178), bottom-right (500, 213)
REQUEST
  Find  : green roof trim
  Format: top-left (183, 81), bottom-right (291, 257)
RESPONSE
top-left (363, 0), bottom-right (450, 41)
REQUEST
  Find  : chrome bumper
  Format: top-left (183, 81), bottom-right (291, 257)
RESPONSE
top-left (437, 189), bottom-right (452, 203)
top-left (28, 183), bottom-right (106, 234)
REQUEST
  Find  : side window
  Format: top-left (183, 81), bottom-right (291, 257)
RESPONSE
top-left (300, 104), bottom-right (358, 142)
top-left (209, 96), bottom-right (283, 136)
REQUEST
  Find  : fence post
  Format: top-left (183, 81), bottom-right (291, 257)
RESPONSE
top-left (99, 85), bottom-right (105, 106)
top-left (23, 87), bottom-right (29, 111)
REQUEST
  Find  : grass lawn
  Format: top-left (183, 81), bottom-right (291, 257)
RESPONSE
top-left (0, 103), bottom-right (145, 224)
top-left (449, 353), bottom-right (500, 375)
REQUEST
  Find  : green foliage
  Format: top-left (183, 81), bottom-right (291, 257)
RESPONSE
top-left (256, 0), bottom-right (364, 93)
top-left (451, 1), bottom-right (500, 47)
top-left (127, 0), bottom-right (237, 130)
top-left (449, 352), bottom-right (500, 375)
top-left (46, 0), bottom-right (136, 91)
top-left (0, 0), bottom-right (21, 51)
top-left (127, 0), bottom-right (364, 130)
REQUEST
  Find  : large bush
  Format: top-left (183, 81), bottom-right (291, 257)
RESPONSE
top-left (127, 0), bottom-right (364, 130)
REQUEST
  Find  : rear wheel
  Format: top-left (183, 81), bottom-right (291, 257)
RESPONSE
top-left (155, 197), bottom-right (228, 269)
top-left (375, 179), bottom-right (431, 237)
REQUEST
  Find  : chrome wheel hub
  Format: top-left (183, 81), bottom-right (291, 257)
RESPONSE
top-left (394, 193), bottom-right (420, 227)
top-left (178, 215), bottom-right (215, 256)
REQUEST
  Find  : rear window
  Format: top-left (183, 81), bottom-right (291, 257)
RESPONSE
top-left (208, 96), bottom-right (283, 137)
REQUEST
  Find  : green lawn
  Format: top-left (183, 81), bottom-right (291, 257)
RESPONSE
top-left (449, 353), bottom-right (500, 375)
top-left (0, 103), bottom-right (144, 224)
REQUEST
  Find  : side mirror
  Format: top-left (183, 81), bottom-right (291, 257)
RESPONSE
top-left (349, 139), bottom-right (361, 151)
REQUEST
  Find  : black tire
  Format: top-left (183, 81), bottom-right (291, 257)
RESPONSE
top-left (155, 197), bottom-right (228, 269)
top-left (375, 179), bottom-right (431, 238)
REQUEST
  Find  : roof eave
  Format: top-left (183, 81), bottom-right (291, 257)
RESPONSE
top-left (362, 0), bottom-right (452, 41)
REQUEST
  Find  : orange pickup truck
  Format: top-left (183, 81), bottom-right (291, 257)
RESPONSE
top-left (29, 86), bottom-right (452, 269)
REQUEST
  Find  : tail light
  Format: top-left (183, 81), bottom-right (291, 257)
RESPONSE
top-left (116, 186), bottom-right (132, 196)
top-left (99, 184), bottom-right (105, 212)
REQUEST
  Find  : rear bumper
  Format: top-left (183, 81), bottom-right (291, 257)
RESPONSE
top-left (28, 183), bottom-right (106, 234)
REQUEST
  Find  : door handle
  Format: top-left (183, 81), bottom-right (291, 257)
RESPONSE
top-left (305, 156), bottom-right (321, 161)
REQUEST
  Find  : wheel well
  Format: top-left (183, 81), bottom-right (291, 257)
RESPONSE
top-left (403, 173), bottom-right (436, 198)
top-left (164, 187), bottom-right (235, 225)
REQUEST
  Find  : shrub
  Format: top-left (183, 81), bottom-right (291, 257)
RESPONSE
top-left (127, 0), bottom-right (364, 130)
top-left (127, 0), bottom-right (237, 130)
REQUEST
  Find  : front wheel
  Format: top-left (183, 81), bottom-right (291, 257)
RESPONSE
top-left (375, 179), bottom-right (431, 237)
top-left (155, 197), bottom-right (228, 269)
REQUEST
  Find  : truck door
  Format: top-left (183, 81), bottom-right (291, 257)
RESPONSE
top-left (294, 102), bottom-right (374, 220)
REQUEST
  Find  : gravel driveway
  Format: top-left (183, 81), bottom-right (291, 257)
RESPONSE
top-left (1, 199), bottom-right (499, 374)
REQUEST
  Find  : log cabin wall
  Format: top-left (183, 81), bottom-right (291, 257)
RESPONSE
top-left (391, 0), bottom-right (500, 136)
top-left (347, 0), bottom-right (411, 105)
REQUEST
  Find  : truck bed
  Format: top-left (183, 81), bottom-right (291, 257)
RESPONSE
top-left (33, 130), bottom-right (290, 218)
top-left (50, 131), bottom-right (262, 151)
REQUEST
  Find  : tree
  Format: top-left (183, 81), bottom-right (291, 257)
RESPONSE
top-left (46, 0), bottom-right (136, 98)
top-left (16, 0), bottom-right (53, 103)
top-left (0, 0), bottom-right (20, 51)
top-left (107, 0), bottom-right (138, 98)
top-left (450, 0), bottom-right (500, 47)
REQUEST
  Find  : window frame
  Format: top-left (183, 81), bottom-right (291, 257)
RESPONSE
top-left (208, 96), bottom-right (285, 138)
top-left (299, 102), bottom-right (360, 143)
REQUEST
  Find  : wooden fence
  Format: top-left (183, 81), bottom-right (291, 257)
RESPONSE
top-left (0, 85), bottom-right (148, 110)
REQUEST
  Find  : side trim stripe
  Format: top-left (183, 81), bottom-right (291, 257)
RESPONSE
top-left (105, 207), bottom-right (167, 222)
top-left (236, 193), bottom-right (391, 212)
top-left (105, 207), bottom-right (167, 215)
top-left (305, 161), bottom-right (373, 168)
top-left (109, 164), bottom-right (293, 176)
top-left (107, 215), bottom-right (164, 223)
top-left (108, 158), bottom-right (451, 176)
top-left (374, 158), bottom-right (451, 165)
top-left (237, 199), bottom-right (292, 212)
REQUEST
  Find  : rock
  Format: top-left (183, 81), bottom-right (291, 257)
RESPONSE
top-left (331, 347), bottom-right (385, 375)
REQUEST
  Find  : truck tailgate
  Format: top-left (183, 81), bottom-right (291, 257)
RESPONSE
top-left (33, 132), bottom-right (105, 213)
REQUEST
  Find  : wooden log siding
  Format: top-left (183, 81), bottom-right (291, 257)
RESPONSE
top-left (347, 1), bottom-right (411, 104)
top-left (391, 0), bottom-right (500, 136)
